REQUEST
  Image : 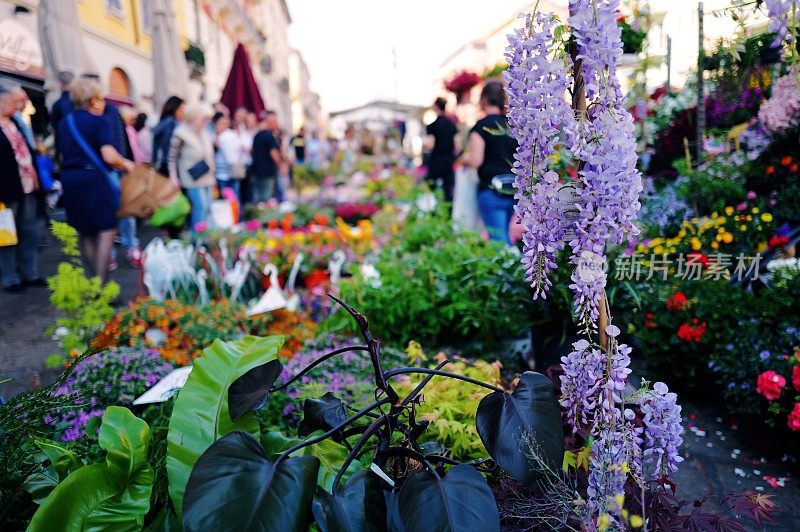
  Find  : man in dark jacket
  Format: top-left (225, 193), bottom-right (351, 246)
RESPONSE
top-left (49, 70), bottom-right (75, 132)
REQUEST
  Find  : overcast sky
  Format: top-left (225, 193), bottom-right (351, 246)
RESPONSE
top-left (286, 0), bottom-right (533, 112)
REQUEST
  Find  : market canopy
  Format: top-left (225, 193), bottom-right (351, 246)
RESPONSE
top-left (37, 0), bottom-right (95, 105)
top-left (151, 0), bottom-right (189, 113)
top-left (219, 43), bottom-right (265, 116)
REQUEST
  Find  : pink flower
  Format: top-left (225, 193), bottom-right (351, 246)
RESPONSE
top-left (793, 366), bottom-right (800, 392)
top-left (747, 190), bottom-right (757, 200)
top-left (756, 370), bottom-right (786, 401)
top-left (245, 219), bottom-right (261, 232)
top-left (194, 221), bottom-right (209, 233)
top-left (737, 202), bottom-right (747, 212)
top-left (789, 403), bottom-right (800, 431)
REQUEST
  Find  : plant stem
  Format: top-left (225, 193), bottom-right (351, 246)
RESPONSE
top-left (332, 415), bottom-right (388, 495)
top-left (384, 368), bottom-right (505, 393)
top-left (400, 359), bottom-right (450, 406)
top-left (270, 345), bottom-right (370, 392)
top-left (275, 398), bottom-right (393, 465)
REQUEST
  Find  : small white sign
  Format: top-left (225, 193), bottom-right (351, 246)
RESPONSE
top-left (132, 366), bottom-right (193, 405)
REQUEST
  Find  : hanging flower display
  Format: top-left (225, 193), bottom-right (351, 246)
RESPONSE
top-left (443, 70), bottom-right (482, 103)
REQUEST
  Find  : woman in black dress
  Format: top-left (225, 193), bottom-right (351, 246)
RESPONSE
top-left (57, 78), bottom-right (134, 282)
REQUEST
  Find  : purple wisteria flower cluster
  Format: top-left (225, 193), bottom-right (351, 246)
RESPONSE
top-left (505, 0), bottom-right (642, 328)
top-left (764, 0), bottom-right (800, 45)
top-left (641, 382), bottom-right (684, 478)
top-left (43, 347), bottom-right (173, 442)
top-left (506, 2), bottom-right (681, 525)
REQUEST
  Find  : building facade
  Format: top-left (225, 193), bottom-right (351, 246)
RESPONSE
top-left (0, 0), bottom-right (315, 136)
top-left (288, 48), bottom-right (323, 134)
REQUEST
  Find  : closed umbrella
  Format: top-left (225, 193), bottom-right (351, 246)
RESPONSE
top-left (151, 0), bottom-right (189, 112)
top-left (38, 0), bottom-right (95, 106)
top-left (220, 43), bottom-right (265, 116)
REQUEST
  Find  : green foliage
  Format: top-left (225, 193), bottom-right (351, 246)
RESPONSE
top-left (22, 439), bottom-right (84, 504)
top-left (28, 406), bottom-right (153, 532)
top-left (394, 345), bottom-right (504, 460)
top-left (46, 222), bottom-right (119, 367)
top-left (673, 157), bottom-right (747, 215)
top-left (292, 163), bottom-right (326, 189)
top-left (619, 19), bottom-right (647, 55)
top-left (326, 209), bottom-right (532, 347)
top-left (166, 335), bottom-right (284, 518)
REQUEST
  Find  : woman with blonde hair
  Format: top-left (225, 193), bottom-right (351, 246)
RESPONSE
top-left (168, 102), bottom-right (215, 232)
top-left (57, 77), bottom-right (134, 282)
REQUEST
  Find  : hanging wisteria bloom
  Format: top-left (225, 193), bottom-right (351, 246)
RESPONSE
top-left (506, 1), bottom-right (675, 525)
top-left (505, 12), bottom-right (576, 297)
top-left (763, 0), bottom-right (800, 45)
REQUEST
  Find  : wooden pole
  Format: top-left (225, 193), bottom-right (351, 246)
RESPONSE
top-left (665, 35), bottom-right (672, 93)
top-left (568, 5), bottom-right (609, 350)
top-left (696, 2), bottom-right (706, 164)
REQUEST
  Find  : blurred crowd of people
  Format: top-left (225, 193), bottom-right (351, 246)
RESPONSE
top-left (0, 69), bottom-right (331, 292)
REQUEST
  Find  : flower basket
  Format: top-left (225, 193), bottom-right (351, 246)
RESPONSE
top-left (444, 71), bottom-right (481, 105)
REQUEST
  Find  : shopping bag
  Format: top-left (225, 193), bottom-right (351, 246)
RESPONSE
top-left (452, 166), bottom-right (480, 231)
top-left (149, 192), bottom-right (190, 228)
top-left (118, 165), bottom-right (180, 218)
top-left (0, 203), bottom-right (17, 247)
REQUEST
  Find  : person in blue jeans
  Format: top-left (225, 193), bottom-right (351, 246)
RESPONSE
top-left (461, 80), bottom-right (518, 245)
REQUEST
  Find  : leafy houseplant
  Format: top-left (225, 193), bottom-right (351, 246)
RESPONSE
top-left (181, 296), bottom-right (564, 530)
top-left (45, 222), bottom-right (120, 367)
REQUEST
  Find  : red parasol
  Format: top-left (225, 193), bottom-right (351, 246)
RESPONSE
top-left (220, 43), bottom-right (266, 115)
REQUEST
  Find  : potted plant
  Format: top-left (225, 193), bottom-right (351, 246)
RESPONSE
top-left (444, 70), bottom-right (482, 104)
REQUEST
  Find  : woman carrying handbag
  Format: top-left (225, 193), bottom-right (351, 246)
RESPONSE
top-left (57, 78), bottom-right (134, 282)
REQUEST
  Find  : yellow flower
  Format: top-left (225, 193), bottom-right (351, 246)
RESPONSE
top-left (711, 241), bottom-right (719, 250)
top-left (746, 215), bottom-right (753, 221)
top-left (678, 229), bottom-right (687, 238)
top-left (654, 245), bottom-right (664, 254)
top-left (752, 207), bottom-right (760, 214)
top-left (722, 232), bottom-right (733, 244)
top-left (711, 212), bottom-right (718, 218)
top-left (762, 213), bottom-right (773, 223)
top-left (615, 493), bottom-right (625, 508)
top-left (718, 216), bottom-right (726, 224)
top-left (757, 225), bottom-right (763, 231)
top-left (690, 237), bottom-right (702, 251)
top-left (725, 206), bottom-right (734, 215)
top-left (715, 234), bottom-right (723, 242)
top-left (630, 515), bottom-right (644, 528)
top-left (757, 242), bottom-right (768, 253)
top-left (598, 514), bottom-right (609, 532)
top-left (717, 227), bottom-right (725, 234)
top-left (740, 225), bottom-right (747, 232)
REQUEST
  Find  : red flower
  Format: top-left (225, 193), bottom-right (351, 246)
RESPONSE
top-left (687, 252), bottom-right (709, 267)
top-left (769, 235), bottom-right (789, 249)
top-left (789, 403), bottom-right (800, 432)
top-left (781, 155), bottom-right (793, 166)
top-left (793, 366), bottom-right (800, 392)
top-left (766, 165), bottom-right (775, 175)
top-left (644, 312), bottom-right (656, 328)
top-left (756, 370), bottom-right (786, 401)
top-left (667, 292), bottom-right (688, 311)
top-left (792, 164), bottom-right (799, 172)
top-left (677, 320), bottom-right (706, 342)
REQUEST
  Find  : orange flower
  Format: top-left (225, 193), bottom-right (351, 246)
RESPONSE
top-left (781, 155), bottom-right (793, 166)
top-left (792, 164), bottom-right (799, 172)
top-left (766, 165), bottom-right (775, 175)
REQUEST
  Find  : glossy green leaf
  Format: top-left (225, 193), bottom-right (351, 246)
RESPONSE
top-left (167, 335), bottom-right (284, 518)
top-left (300, 438), bottom-right (364, 492)
top-left (183, 431), bottom-right (319, 532)
top-left (476, 372), bottom-right (564, 490)
top-left (23, 439), bottom-right (84, 503)
top-left (228, 358), bottom-right (284, 422)
top-left (312, 470), bottom-right (387, 532)
top-left (28, 406), bottom-right (153, 532)
top-left (261, 430), bottom-right (303, 460)
top-left (390, 465), bottom-right (499, 532)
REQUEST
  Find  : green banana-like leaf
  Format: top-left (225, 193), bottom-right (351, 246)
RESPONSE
top-left (28, 406), bottom-right (153, 532)
top-left (23, 439), bottom-right (84, 504)
top-left (166, 335), bottom-right (284, 518)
